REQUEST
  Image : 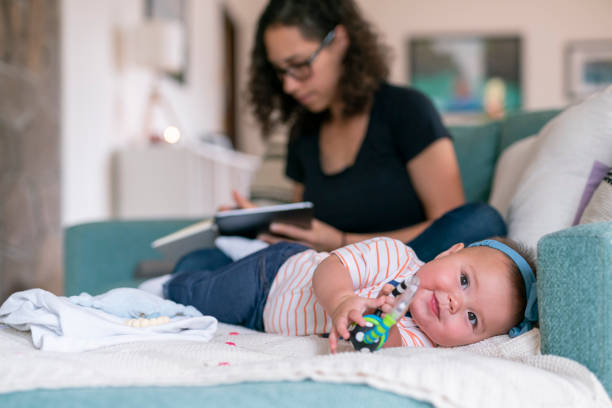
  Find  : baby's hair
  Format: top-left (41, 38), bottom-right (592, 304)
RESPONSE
top-left (488, 237), bottom-right (537, 328)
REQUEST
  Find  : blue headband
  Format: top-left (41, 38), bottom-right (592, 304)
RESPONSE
top-left (468, 239), bottom-right (538, 338)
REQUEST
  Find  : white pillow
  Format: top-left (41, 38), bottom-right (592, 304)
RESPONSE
top-left (488, 135), bottom-right (538, 219)
top-left (506, 86), bottom-right (612, 251)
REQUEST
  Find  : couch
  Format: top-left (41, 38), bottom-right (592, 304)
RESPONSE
top-left (4, 108), bottom-right (610, 407)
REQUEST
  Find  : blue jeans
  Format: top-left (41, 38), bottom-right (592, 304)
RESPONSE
top-left (406, 202), bottom-right (507, 262)
top-left (164, 242), bottom-right (308, 332)
top-left (173, 247), bottom-right (233, 274)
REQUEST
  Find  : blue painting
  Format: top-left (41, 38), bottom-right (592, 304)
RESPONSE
top-left (408, 36), bottom-right (522, 118)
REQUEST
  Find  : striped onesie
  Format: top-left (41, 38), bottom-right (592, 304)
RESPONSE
top-left (262, 237), bottom-right (433, 348)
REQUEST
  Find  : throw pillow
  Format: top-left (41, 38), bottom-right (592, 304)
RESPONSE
top-left (579, 169), bottom-right (612, 224)
top-left (572, 160), bottom-right (610, 225)
top-left (506, 85), bottom-right (612, 252)
top-left (488, 135), bottom-right (538, 219)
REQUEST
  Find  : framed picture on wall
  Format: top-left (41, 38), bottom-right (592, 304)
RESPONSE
top-left (145, 0), bottom-right (188, 83)
top-left (407, 35), bottom-right (522, 119)
top-left (565, 40), bottom-right (612, 100)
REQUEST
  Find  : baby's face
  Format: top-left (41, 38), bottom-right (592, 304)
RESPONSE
top-left (410, 245), bottom-right (518, 347)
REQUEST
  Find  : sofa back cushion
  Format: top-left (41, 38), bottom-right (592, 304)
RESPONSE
top-left (498, 109), bottom-right (561, 154)
top-left (580, 168), bottom-right (612, 225)
top-left (450, 110), bottom-right (559, 204)
top-left (506, 86), bottom-right (612, 251)
top-left (449, 122), bottom-right (501, 203)
top-left (488, 135), bottom-right (539, 217)
top-left (64, 220), bottom-right (199, 295)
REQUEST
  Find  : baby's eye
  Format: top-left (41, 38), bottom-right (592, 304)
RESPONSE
top-left (460, 273), bottom-right (469, 289)
top-left (468, 311), bottom-right (478, 326)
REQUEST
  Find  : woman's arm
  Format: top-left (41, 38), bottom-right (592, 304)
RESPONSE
top-left (408, 138), bottom-right (465, 220)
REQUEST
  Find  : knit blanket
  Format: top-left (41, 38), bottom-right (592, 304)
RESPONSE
top-left (0, 323), bottom-right (609, 407)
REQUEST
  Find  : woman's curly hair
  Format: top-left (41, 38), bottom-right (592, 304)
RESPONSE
top-left (248, 0), bottom-right (391, 138)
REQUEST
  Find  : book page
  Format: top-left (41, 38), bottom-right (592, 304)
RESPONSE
top-left (152, 218), bottom-right (214, 248)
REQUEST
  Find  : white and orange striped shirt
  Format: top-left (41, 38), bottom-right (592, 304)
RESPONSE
top-left (262, 237), bottom-right (433, 348)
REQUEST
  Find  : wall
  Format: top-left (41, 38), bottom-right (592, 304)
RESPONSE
top-left (366, 0), bottom-right (612, 111)
top-left (0, 0), bottom-right (62, 301)
top-left (61, 0), bottom-right (224, 226)
top-left (226, 0), bottom-right (612, 155)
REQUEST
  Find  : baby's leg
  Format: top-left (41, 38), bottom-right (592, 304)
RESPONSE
top-left (139, 248), bottom-right (232, 298)
top-left (173, 247), bottom-right (233, 275)
top-left (165, 242), bottom-right (307, 331)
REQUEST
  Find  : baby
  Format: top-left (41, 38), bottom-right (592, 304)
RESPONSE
top-left (162, 236), bottom-right (537, 352)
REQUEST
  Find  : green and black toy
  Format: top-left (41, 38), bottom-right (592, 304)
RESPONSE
top-left (349, 275), bottom-right (420, 352)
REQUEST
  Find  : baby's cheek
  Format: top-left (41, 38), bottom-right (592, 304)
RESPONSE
top-left (444, 320), bottom-right (474, 346)
top-left (411, 290), bottom-right (428, 308)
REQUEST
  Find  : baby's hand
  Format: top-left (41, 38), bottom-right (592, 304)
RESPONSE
top-left (328, 294), bottom-right (386, 354)
top-left (375, 284), bottom-right (396, 315)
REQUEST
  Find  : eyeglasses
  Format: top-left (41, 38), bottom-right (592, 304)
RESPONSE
top-left (273, 29), bottom-right (336, 81)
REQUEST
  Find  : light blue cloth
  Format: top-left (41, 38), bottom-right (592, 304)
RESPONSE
top-left (1, 288), bottom-right (216, 351)
top-left (69, 288), bottom-right (202, 319)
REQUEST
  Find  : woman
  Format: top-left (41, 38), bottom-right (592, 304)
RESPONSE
top-left (175, 0), bottom-right (504, 277)
top-left (236, 0), bottom-right (504, 258)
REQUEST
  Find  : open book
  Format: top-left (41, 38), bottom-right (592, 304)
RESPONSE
top-left (152, 202), bottom-right (314, 261)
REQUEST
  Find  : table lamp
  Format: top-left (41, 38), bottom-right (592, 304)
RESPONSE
top-left (125, 19), bottom-right (185, 144)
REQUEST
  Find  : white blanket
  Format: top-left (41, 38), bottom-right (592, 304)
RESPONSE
top-left (0, 289), bottom-right (217, 352)
top-left (0, 324), bottom-right (609, 407)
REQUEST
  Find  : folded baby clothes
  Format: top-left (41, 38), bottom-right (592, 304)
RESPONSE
top-left (0, 288), bottom-right (217, 352)
top-left (69, 287), bottom-right (201, 318)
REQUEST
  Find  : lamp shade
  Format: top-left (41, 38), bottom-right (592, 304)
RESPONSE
top-left (126, 19), bottom-right (185, 74)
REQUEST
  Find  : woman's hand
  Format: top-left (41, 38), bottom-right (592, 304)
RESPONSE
top-left (217, 190), bottom-right (257, 212)
top-left (328, 294), bottom-right (386, 354)
top-left (257, 218), bottom-right (344, 251)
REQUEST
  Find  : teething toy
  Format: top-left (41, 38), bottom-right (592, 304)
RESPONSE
top-left (349, 275), bottom-right (419, 352)
top-left (126, 316), bottom-right (170, 328)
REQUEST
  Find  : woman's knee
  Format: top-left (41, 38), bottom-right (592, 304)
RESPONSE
top-left (458, 202), bottom-right (507, 236)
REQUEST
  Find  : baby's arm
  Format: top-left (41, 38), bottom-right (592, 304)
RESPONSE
top-left (312, 255), bottom-right (385, 353)
top-left (382, 326), bottom-right (402, 348)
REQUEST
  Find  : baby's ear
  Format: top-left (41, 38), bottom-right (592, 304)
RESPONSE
top-left (433, 243), bottom-right (464, 260)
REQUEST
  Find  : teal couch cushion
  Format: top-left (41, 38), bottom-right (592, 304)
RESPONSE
top-left (538, 221), bottom-right (612, 396)
top-left (499, 109), bottom-right (560, 153)
top-left (450, 109), bottom-right (560, 203)
top-left (64, 219), bottom-right (198, 296)
top-left (449, 122), bottom-right (501, 203)
top-left (0, 382), bottom-right (433, 408)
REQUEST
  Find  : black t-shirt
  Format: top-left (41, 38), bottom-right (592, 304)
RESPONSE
top-left (285, 82), bottom-right (450, 233)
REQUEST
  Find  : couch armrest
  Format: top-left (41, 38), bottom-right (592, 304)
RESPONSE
top-left (64, 219), bottom-right (199, 296)
top-left (538, 221), bottom-right (612, 396)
